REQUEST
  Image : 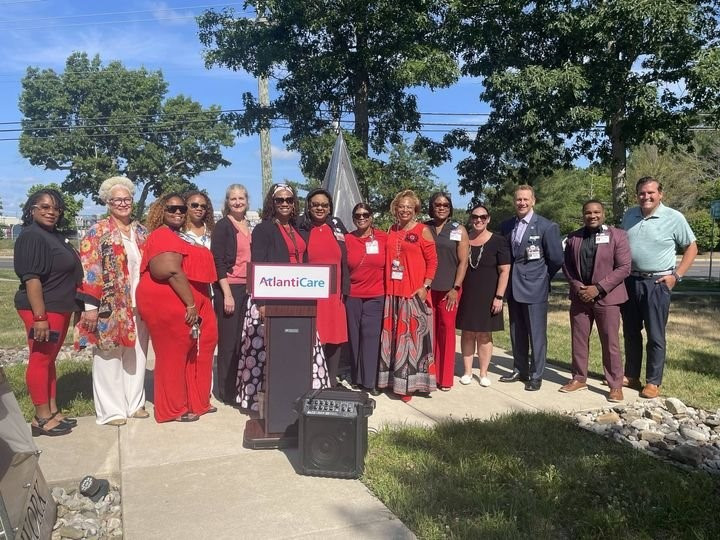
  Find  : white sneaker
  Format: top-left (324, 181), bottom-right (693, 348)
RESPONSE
top-left (479, 376), bottom-right (491, 387)
top-left (459, 374), bottom-right (473, 385)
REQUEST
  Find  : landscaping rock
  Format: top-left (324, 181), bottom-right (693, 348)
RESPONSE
top-left (596, 411), bottom-right (621, 425)
top-left (665, 398), bottom-right (687, 415)
top-left (671, 444), bottom-right (706, 466)
top-left (52, 481), bottom-right (122, 539)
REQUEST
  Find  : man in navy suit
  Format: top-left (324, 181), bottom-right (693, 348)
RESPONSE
top-left (499, 185), bottom-right (564, 391)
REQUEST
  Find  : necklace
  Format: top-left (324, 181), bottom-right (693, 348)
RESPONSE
top-left (113, 219), bottom-right (131, 234)
top-left (468, 232), bottom-right (491, 269)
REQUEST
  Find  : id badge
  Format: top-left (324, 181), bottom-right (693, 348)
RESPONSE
top-left (334, 230), bottom-right (345, 242)
top-left (526, 245), bottom-right (541, 260)
top-left (365, 240), bottom-right (379, 254)
top-left (595, 233), bottom-right (609, 244)
top-left (391, 259), bottom-right (404, 280)
top-left (449, 229), bottom-right (462, 242)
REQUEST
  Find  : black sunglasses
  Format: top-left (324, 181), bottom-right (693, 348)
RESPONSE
top-left (189, 202), bottom-right (208, 210)
top-left (165, 205), bottom-right (188, 214)
top-left (273, 197), bottom-right (295, 205)
top-left (353, 212), bottom-right (371, 220)
top-left (470, 214), bottom-right (489, 221)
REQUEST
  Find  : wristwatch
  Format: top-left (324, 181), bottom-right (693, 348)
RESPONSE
top-left (672, 271), bottom-right (682, 283)
top-left (494, 295), bottom-right (503, 301)
top-left (425, 284), bottom-right (431, 291)
top-left (453, 285), bottom-right (461, 291)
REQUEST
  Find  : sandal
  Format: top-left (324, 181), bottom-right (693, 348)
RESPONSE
top-left (132, 408), bottom-right (150, 419)
top-left (31, 415), bottom-right (71, 437)
top-left (51, 410), bottom-right (78, 427)
top-left (206, 406), bottom-right (218, 414)
top-left (174, 413), bottom-right (199, 422)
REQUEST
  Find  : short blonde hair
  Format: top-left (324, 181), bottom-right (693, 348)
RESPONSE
top-left (99, 176), bottom-right (135, 203)
top-left (390, 189), bottom-right (421, 216)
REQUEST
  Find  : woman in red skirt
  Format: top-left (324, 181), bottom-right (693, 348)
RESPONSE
top-left (378, 190), bottom-right (438, 402)
top-left (136, 193), bottom-right (218, 422)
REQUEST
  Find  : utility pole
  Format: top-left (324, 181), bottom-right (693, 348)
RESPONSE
top-left (257, 14), bottom-right (272, 199)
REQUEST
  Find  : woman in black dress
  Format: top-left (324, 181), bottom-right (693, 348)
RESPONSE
top-left (455, 204), bottom-right (510, 387)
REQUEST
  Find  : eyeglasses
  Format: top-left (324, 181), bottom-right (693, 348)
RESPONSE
top-left (189, 202), bottom-right (208, 210)
top-left (273, 197), bottom-right (294, 205)
top-left (165, 205), bottom-right (188, 214)
top-left (353, 212), bottom-right (371, 220)
top-left (310, 202), bottom-right (330, 209)
top-left (470, 214), bottom-right (489, 221)
top-left (434, 202), bottom-right (451, 208)
top-left (32, 204), bottom-right (62, 213)
top-left (396, 205), bottom-right (415, 211)
top-left (108, 197), bottom-right (133, 207)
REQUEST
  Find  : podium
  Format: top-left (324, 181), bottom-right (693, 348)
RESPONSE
top-left (243, 263), bottom-right (334, 449)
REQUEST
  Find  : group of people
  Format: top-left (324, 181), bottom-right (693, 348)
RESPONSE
top-left (13, 174), bottom-right (695, 436)
top-left (498, 180), bottom-right (696, 403)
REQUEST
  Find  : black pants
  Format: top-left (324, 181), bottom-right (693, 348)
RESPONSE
top-left (621, 276), bottom-right (671, 385)
top-left (323, 343), bottom-right (345, 387)
top-left (212, 283), bottom-right (247, 404)
top-left (345, 295), bottom-right (383, 389)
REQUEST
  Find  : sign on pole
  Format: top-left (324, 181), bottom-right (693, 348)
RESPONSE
top-left (710, 199), bottom-right (720, 220)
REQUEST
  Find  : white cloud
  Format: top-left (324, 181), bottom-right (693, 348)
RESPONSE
top-left (150, 2), bottom-right (196, 26)
top-left (270, 145), bottom-right (299, 160)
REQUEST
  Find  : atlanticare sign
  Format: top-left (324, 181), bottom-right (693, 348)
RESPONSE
top-left (251, 264), bottom-right (332, 299)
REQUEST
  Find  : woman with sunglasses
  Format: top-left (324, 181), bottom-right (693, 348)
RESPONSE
top-left (210, 184), bottom-right (251, 405)
top-left (75, 176), bottom-right (150, 426)
top-left (456, 204), bottom-right (510, 387)
top-left (183, 191), bottom-right (215, 249)
top-left (345, 203), bottom-right (386, 394)
top-left (297, 188), bottom-right (349, 387)
top-left (14, 188), bottom-right (83, 436)
top-left (136, 193), bottom-right (218, 422)
top-left (378, 190), bottom-right (438, 402)
top-left (426, 192), bottom-right (469, 391)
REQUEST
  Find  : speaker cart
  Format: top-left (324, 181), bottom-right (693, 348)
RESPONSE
top-left (243, 263), bottom-right (335, 449)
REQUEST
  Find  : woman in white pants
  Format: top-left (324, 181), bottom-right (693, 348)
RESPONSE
top-left (75, 176), bottom-right (149, 426)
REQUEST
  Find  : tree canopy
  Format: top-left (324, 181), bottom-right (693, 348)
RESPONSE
top-left (197, 0), bottom-right (458, 162)
top-left (19, 52), bottom-right (235, 218)
top-left (449, 0), bottom-right (720, 220)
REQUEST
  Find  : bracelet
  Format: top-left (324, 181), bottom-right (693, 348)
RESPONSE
top-left (186, 304), bottom-right (196, 310)
top-left (33, 313), bottom-right (48, 322)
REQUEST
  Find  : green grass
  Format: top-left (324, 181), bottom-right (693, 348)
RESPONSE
top-left (674, 278), bottom-right (720, 292)
top-left (3, 359), bottom-right (94, 420)
top-left (491, 290), bottom-right (720, 410)
top-left (364, 413), bottom-right (720, 539)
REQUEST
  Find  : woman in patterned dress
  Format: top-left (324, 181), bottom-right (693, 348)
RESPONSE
top-left (378, 190), bottom-right (438, 402)
top-left (237, 184), bottom-right (330, 411)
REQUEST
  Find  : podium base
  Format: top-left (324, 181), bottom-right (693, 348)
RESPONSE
top-left (242, 419), bottom-right (298, 450)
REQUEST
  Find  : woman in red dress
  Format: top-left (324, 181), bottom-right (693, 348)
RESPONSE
top-left (378, 190), bottom-right (438, 402)
top-left (298, 188), bottom-right (349, 386)
top-left (136, 193), bottom-right (218, 422)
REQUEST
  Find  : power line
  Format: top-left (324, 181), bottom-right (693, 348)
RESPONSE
top-left (0, 2), bottom-right (247, 25)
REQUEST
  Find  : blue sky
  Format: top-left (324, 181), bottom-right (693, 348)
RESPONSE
top-left (0, 0), bottom-right (489, 217)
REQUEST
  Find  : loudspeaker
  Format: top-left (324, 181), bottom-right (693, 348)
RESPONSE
top-left (295, 389), bottom-right (375, 479)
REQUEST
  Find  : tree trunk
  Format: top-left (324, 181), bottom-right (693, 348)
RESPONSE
top-left (135, 182), bottom-right (152, 221)
top-left (610, 113), bottom-right (628, 225)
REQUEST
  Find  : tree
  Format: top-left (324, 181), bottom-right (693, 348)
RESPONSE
top-left (293, 129), bottom-right (444, 226)
top-left (27, 183), bottom-right (83, 233)
top-left (197, 1), bottom-right (458, 169)
top-left (449, 0), bottom-right (720, 220)
top-left (19, 52), bottom-right (235, 218)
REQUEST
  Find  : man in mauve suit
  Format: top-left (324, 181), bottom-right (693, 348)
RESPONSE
top-left (499, 185), bottom-right (564, 391)
top-left (561, 200), bottom-right (631, 402)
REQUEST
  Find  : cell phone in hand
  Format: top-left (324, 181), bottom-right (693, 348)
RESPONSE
top-left (28, 328), bottom-right (61, 342)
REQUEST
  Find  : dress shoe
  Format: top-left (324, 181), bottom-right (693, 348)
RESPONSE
top-left (640, 383), bottom-right (660, 399)
top-left (608, 388), bottom-right (624, 403)
top-left (524, 379), bottom-right (542, 391)
top-left (559, 380), bottom-right (588, 393)
top-left (622, 376), bottom-right (643, 391)
top-left (499, 372), bottom-right (529, 383)
top-left (131, 408), bottom-right (150, 419)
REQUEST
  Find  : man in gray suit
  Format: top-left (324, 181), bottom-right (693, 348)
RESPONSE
top-left (499, 185), bottom-right (564, 390)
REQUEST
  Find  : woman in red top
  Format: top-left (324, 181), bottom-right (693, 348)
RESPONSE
top-left (345, 203), bottom-right (386, 394)
top-left (378, 190), bottom-right (438, 401)
top-left (298, 188), bottom-right (349, 387)
top-left (136, 194), bottom-right (218, 422)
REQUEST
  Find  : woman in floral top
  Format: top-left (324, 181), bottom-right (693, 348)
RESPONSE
top-left (76, 176), bottom-right (149, 426)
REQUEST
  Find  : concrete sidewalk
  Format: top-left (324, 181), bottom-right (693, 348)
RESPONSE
top-left (34, 344), bottom-right (640, 539)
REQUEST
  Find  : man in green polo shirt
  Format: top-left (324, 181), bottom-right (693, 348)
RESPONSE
top-left (621, 176), bottom-right (697, 399)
